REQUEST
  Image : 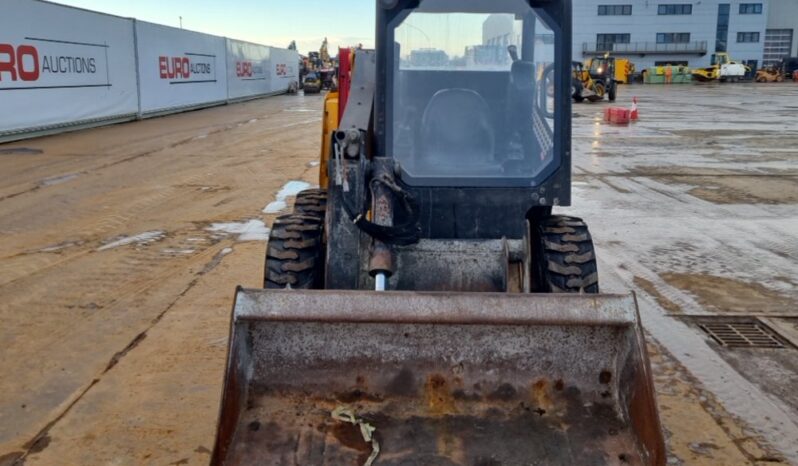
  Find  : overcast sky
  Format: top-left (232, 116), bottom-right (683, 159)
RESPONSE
top-left (54, 0), bottom-right (376, 54)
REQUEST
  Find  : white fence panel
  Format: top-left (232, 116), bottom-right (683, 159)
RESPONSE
top-left (268, 47), bottom-right (300, 94)
top-left (226, 39), bottom-right (272, 100)
top-left (0, 0), bottom-right (138, 138)
top-left (135, 21), bottom-right (228, 115)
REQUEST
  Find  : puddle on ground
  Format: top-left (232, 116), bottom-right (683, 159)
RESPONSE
top-left (97, 231), bottom-right (166, 251)
top-left (207, 220), bottom-right (270, 242)
top-left (39, 173), bottom-right (80, 187)
top-left (661, 273), bottom-right (795, 315)
top-left (39, 241), bottom-right (84, 253)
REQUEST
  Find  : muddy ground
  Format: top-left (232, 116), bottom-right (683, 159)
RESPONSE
top-left (0, 83), bottom-right (796, 465)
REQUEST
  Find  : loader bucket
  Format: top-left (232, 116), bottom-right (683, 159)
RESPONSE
top-left (212, 289), bottom-right (665, 466)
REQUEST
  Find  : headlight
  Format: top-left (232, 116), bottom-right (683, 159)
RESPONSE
top-left (597, 67), bottom-right (604, 74)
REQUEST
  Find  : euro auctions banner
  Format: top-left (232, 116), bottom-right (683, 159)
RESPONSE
top-left (226, 39), bottom-right (271, 100)
top-left (136, 21), bottom-right (227, 115)
top-left (0, 0), bottom-right (138, 136)
top-left (268, 47), bottom-right (299, 94)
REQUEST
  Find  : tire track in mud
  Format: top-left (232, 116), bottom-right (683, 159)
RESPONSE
top-left (5, 246), bottom-right (234, 465)
top-left (0, 107), bottom-right (316, 205)
top-left (0, 168), bottom-right (210, 287)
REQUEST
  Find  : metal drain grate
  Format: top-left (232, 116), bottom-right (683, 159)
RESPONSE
top-left (698, 320), bottom-right (785, 348)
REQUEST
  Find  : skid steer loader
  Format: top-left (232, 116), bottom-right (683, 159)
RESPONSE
top-left (212, 1), bottom-right (665, 464)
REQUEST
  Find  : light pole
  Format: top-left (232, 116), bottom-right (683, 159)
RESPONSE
top-left (179, 16), bottom-right (183, 29)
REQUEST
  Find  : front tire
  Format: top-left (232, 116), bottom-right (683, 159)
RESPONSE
top-left (594, 81), bottom-right (606, 99)
top-left (293, 189), bottom-right (327, 219)
top-left (532, 215), bottom-right (599, 293)
top-left (264, 214), bottom-right (324, 289)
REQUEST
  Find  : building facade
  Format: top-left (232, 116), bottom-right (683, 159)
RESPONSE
top-left (764, 0), bottom-right (798, 65)
top-left (480, 1), bottom-right (795, 72)
top-left (574, 0), bottom-right (772, 71)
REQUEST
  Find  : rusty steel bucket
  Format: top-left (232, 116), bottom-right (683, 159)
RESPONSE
top-left (211, 289), bottom-right (665, 466)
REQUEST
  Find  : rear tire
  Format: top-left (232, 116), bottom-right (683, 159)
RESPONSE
top-left (264, 214), bottom-right (324, 289)
top-left (293, 188), bottom-right (327, 219)
top-left (532, 215), bottom-right (599, 293)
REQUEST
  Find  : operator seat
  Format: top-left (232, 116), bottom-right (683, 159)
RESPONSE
top-left (505, 60), bottom-right (539, 165)
top-left (419, 89), bottom-right (495, 172)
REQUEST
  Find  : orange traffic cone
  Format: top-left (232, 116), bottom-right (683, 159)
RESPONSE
top-left (630, 97), bottom-right (639, 120)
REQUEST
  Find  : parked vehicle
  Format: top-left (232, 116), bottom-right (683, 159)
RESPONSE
top-left (303, 71), bottom-right (322, 94)
top-left (692, 52), bottom-right (749, 82)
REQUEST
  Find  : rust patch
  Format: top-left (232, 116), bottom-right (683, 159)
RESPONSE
top-left (336, 389), bottom-right (383, 404)
top-left (330, 423), bottom-right (371, 452)
top-left (634, 276), bottom-right (683, 314)
top-left (530, 379), bottom-right (553, 412)
top-left (424, 375), bottom-right (457, 416)
top-left (661, 273), bottom-right (794, 314)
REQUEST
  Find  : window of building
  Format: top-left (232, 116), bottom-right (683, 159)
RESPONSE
top-left (598, 4), bottom-right (632, 15)
top-left (658, 4), bottom-right (692, 15)
top-left (657, 33), bottom-right (691, 43)
top-left (716, 4), bottom-right (730, 52)
top-left (738, 3), bottom-right (763, 14)
top-left (596, 33), bottom-right (631, 51)
top-left (764, 29), bottom-right (794, 66)
top-left (737, 32), bottom-right (760, 43)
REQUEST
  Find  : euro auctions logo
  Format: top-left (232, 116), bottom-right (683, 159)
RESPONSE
top-left (235, 61), bottom-right (264, 80)
top-left (159, 53), bottom-right (216, 84)
top-left (236, 61), bottom-right (253, 77)
top-left (0, 39), bottom-right (109, 90)
top-left (274, 63), bottom-right (295, 79)
top-left (0, 44), bottom-right (40, 81)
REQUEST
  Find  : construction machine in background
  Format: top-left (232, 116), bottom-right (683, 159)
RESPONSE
top-left (755, 61), bottom-right (785, 82)
top-left (572, 61), bottom-right (609, 102)
top-left (585, 54), bottom-right (621, 97)
top-left (304, 39), bottom-right (338, 91)
top-left (785, 57), bottom-right (798, 79)
top-left (756, 57), bottom-right (798, 82)
top-left (212, 1), bottom-right (665, 464)
top-left (302, 71), bottom-right (322, 94)
top-left (692, 52), bottom-right (749, 82)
